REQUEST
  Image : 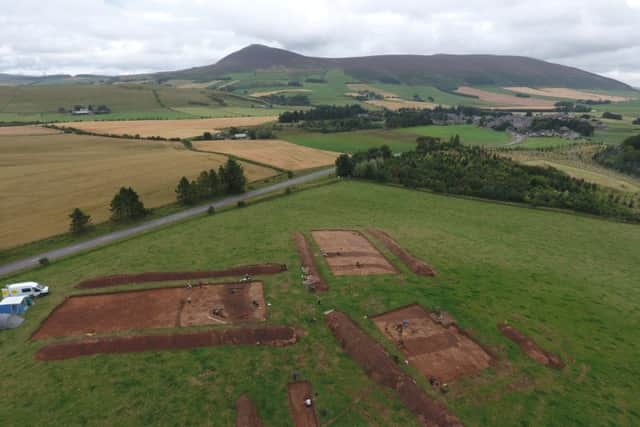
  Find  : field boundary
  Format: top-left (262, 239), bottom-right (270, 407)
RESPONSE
top-left (75, 263), bottom-right (287, 288)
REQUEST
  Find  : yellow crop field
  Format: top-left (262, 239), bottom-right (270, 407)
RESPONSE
top-left (0, 125), bottom-right (61, 136)
top-left (504, 87), bottom-right (632, 102)
top-left (455, 86), bottom-right (556, 109)
top-left (194, 139), bottom-right (338, 170)
top-left (0, 132), bottom-right (275, 249)
top-left (63, 116), bottom-right (278, 139)
top-left (250, 89), bottom-right (312, 97)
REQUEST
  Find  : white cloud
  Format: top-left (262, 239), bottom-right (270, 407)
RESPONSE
top-left (0, 0), bottom-right (639, 86)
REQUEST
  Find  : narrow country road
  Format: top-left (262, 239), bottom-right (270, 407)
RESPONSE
top-left (0, 167), bottom-right (334, 278)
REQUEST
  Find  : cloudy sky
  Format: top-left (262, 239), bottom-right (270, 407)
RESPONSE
top-left (1, 0), bottom-right (639, 86)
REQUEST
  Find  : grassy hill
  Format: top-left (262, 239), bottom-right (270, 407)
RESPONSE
top-left (161, 44), bottom-right (633, 91)
top-left (1, 181), bottom-right (639, 426)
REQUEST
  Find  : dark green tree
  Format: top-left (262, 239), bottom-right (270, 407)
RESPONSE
top-left (110, 187), bottom-right (147, 222)
top-left (335, 154), bottom-right (354, 177)
top-left (223, 158), bottom-right (247, 194)
top-left (69, 208), bottom-right (91, 234)
top-left (176, 176), bottom-right (197, 205)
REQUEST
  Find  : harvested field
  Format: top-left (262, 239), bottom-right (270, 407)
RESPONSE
top-left (287, 381), bottom-right (319, 427)
top-left (498, 324), bottom-right (564, 368)
top-left (251, 89), bottom-right (311, 97)
top-left (194, 139), bottom-right (338, 171)
top-left (504, 87), bottom-right (631, 102)
top-left (364, 99), bottom-right (438, 111)
top-left (372, 304), bottom-right (492, 383)
top-left (0, 132), bottom-right (275, 249)
top-left (0, 125), bottom-right (61, 136)
top-left (325, 310), bottom-right (463, 427)
top-left (32, 282), bottom-right (267, 340)
top-left (368, 228), bottom-right (436, 276)
top-left (455, 86), bottom-right (555, 110)
top-left (36, 326), bottom-right (298, 361)
top-left (62, 116), bottom-right (277, 139)
top-left (236, 395), bottom-right (264, 427)
top-left (294, 233), bottom-right (328, 292)
top-left (75, 263), bottom-right (287, 289)
top-left (311, 230), bottom-right (396, 276)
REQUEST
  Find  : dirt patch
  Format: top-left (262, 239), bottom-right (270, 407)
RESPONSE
top-left (236, 395), bottom-right (264, 427)
top-left (294, 233), bottom-right (328, 292)
top-left (372, 304), bottom-right (491, 383)
top-left (311, 230), bottom-right (397, 276)
top-left (498, 324), bottom-right (564, 368)
top-left (63, 117), bottom-right (277, 139)
top-left (75, 264), bottom-right (287, 289)
top-left (325, 310), bottom-right (462, 427)
top-left (32, 282), bottom-right (267, 340)
top-left (367, 229), bottom-right (436, 276)
top-left (194, 139), bottom-right (338, 171)
top-left (455, 86), bottom-right (555, 110)
top-left (287, 381), bottom-right (319, 427)
top-left (36, 326), bottom-right (298, 361)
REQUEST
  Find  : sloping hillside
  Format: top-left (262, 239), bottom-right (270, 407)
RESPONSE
top-left (161, 44), bottom-right (632, 90)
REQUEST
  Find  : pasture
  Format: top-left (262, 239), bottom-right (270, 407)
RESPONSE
top-left (63, 116), bottom-right (277, 139)
top-left (0, 132), bottom-right (274, 248)
top-left (504, 144), bottom-right (640, 193)
top-left (1, 180), bottom-right (639, 426)
top-left (194, 139), bottom-right (338, 171)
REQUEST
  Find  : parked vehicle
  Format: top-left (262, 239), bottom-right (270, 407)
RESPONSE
top-left (1, 282), bottom-right (49, 298)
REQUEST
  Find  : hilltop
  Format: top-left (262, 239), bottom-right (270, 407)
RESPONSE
top-left (162, 44), bottom-right (632, 90)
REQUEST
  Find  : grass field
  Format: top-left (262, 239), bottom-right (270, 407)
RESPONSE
top-left (455, 87), bottom-right (556, 109)
top-left (0, 132), bottom-right (275, 248)
top-left (281, 125), bottom-right (511, 153)
top-left (394, 124), bottom-right (511, 146)
top-left (505, 144), bottom-right (640, 193)
top-left (513, 137), bottom-right (583, 149)
top-left (194, 139), bottom-right (338, 171)
top-left (63, 116), bottom-right (278, 139)
top-left (1, 181), bottom-right (639, 426)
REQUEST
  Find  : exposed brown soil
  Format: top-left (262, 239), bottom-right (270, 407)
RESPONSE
top-left (32, 282), bottom-right (267, 340)
top-left (311, 230), bottom-right (397, 276)
top-left (498, 324), bottom-right (564, 368)
top-left (367, 229), bottom-right (436, 276)
top-left (326, 310), bottom-right (463, 427)
top-left (75, 264), bottom-right (287, 289)
top-left (287, 381), bottom-right (319, 427)
top-left (36, 326), bottom-right (298, 361)
top-left (294, 233), bottom-right (328, 292)
top-left (236, 395), bottom-right (264, 427)
top-left (372, 304), bottom-right (491, 383)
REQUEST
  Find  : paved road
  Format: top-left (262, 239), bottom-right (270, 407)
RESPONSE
top-left (0, 167), bottom-right (334, 278)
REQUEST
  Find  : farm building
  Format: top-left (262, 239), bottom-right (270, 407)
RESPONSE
top-left (0, 296), bottom-right (31, 315)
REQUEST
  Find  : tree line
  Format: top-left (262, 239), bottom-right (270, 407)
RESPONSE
top-left (68, 158), bottom-right (247, 235)
top-left (335, 137), bottom-right (638, 222)
top-left (594, 134), bottom-right (640, 177)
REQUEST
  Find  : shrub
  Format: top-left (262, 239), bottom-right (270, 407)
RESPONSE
top-left (237, 200), bottom-right (246, 208)
top-left (207, 206), bottom-right (215, 215)
top-left (39, 257), bottom-right (50, 267)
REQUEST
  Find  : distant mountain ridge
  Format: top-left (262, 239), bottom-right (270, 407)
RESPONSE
top-left (167, 44), bottom-right (632, 91)
top-left (0, 44), bottom-right (633, 91)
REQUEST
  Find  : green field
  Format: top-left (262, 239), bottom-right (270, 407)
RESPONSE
top-left (394, 124), bottom-right (511, 146)
top-left (514, 137), bottom-right (583, 149)
top-left (281, 125), bottom-right (512, 153)
top-left (2, 181), bottom-right (639, 426)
